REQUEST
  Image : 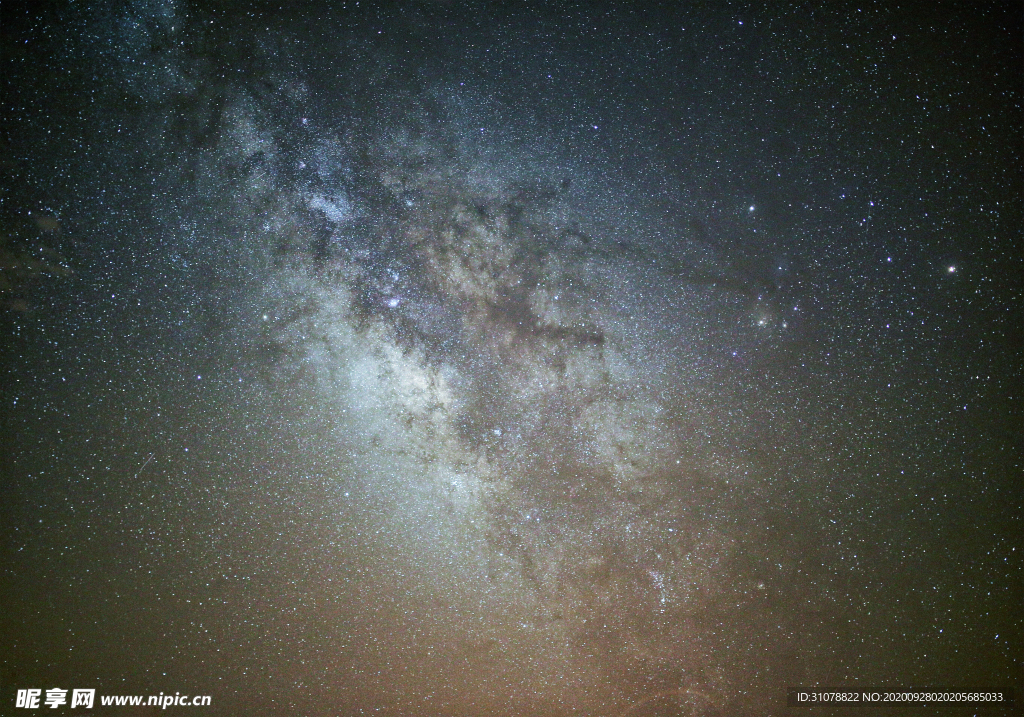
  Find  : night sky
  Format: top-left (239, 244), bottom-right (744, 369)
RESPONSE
top-left (1, 1), bottom-right (1020, 715)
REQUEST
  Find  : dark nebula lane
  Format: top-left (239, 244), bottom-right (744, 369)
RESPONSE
top-left (2, 2), bottom-right (1020, 716)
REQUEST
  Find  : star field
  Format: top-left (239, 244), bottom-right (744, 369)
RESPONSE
top-left (1, 2), bottom-right (1020, 716)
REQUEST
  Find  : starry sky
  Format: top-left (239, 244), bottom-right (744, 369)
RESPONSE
top-left (1, 1), bottom-right (1020, 715)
